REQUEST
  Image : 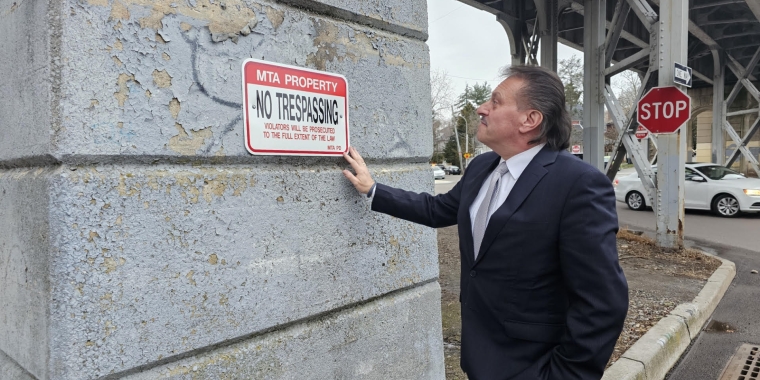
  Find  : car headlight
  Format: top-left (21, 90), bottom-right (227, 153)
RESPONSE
top-left (744, 189), bottom-right (760, 196)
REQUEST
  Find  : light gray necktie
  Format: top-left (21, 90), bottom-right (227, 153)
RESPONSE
top-left (473, 162), bottom-right (509, 259)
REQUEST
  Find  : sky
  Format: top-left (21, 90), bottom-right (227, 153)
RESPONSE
top-left (426, 0), bottom-right (580, 108)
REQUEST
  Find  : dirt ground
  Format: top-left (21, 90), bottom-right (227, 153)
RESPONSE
top-left (437, 227), bottom-right (722, 379)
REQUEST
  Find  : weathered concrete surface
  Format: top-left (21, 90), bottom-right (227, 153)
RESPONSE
top-left (0, 169), bottom-right (51, 379)
top-left (1, 0), bottom-right (431, 165)
top-left (123, 282), bottom-right (444, 380)
top-left (0, 0), bottom-right (58, 166)
top-left (0, 350), bottom-right (36, 380)
top-left (277, 0), bottom-right (428, 37)
top-left (1, 0), bottom-right (440, 378)
top-left (44, 164), bottom-right (438, 378)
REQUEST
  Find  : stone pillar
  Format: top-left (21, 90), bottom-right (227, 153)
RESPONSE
top-left (0, 1), bottom-right (443, 379)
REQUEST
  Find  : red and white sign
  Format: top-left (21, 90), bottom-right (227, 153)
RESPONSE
top-left (571, 145), bottom-right (582, 154)
top-left (636, 86), bottom-right (691, 134)
top-left (634, 125), bottom-right (649, 139)
top-left (242, 59), bottom-right (349, 156)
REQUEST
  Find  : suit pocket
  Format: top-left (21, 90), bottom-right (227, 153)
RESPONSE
top-left (503, 319), bottom-right (565, 343)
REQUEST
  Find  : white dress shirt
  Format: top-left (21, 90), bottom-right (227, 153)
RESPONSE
top-left (469, 144), bottom-right (545, 232)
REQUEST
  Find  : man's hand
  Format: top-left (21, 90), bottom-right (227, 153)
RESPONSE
top-left (342, 146), bottom-right (375, 194)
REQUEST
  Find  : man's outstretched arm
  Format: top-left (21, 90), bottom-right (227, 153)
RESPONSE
top-left (342, 147), bottom-right (461, 228)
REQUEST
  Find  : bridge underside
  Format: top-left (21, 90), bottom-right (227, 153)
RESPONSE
top-left (458, 0), bottom-right (760, 178)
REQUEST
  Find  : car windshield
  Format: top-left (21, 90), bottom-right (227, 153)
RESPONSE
top-left (694, 165), bottom-right (744, 180)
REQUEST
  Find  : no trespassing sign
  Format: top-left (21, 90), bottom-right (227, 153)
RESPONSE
top-left (242, 59), bottom-right (349, 156)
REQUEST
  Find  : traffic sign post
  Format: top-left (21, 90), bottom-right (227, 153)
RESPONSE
top-left (637, 86), bottom-right (691, 134)
top-left (634, 125), bottom-right (649, 140)
top-left (652, 0), bottom-right (689, 250)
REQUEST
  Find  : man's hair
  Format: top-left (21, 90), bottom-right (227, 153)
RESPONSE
top-left (500, 65), bottom-right (571, 151)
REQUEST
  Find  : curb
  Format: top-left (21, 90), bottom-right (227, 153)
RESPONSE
top-left (602, 256), bottom-right (736, 380)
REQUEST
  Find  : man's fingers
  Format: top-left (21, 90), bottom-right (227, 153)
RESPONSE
top-left (342, 147), bottom-right (374, 194)
top-left (342, 169), bottom-right (358, 185)
top-left (343, 152), bottom-right (362, 171)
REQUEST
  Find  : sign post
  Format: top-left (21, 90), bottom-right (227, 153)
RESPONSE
top-left (241, 59), bottom-right (349, 156)
top-left (650, 0), bottom-right (689, 249)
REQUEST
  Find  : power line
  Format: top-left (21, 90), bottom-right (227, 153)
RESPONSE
top-left (429, 5), bottom-right (464, 23)
top-left (447, 74), bottom-right (498, 82)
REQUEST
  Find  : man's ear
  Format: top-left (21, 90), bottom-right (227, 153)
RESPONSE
top-left (519, 110), bottom-right (543, 133)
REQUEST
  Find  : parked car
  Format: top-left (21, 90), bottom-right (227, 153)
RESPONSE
top-left (433, 166), bottom-right (446, 180)
top-left (445, 165), bottom-right (461, 175)
top-left (613, 163), bottom-right (760, 217)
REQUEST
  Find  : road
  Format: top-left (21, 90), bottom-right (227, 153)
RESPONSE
top-left (436, 171), bottom-right (760, 379)
top-left (437, 171), bottom-right (760, 251)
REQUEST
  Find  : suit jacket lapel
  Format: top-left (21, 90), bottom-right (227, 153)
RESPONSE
top-left (473, 147), bottom-right (558, 266)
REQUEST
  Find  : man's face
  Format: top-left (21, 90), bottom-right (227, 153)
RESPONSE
top-left (475, 76), bottom-right (527, 152)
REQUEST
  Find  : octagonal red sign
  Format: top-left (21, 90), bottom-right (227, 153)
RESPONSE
top-left (637, 86), bottom-right (691, 134)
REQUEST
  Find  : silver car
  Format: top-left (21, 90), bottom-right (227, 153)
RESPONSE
top-left (613, 163), bottom-right (760, 217)
top-left (433, 166), bottom-right (445, 180)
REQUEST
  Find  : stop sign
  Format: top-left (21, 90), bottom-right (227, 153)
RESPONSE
top-left (637, 86), bottom-right (690, 134)
top-left (634, 125), bottom-right (649, 139)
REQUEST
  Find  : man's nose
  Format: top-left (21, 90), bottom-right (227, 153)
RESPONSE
top-left (476, 103), bottom-right (486, 116)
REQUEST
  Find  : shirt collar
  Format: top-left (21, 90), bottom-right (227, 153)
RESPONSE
top-left (500, 143), bottom-right (546, 180)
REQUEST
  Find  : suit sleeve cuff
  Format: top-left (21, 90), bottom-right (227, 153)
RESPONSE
top-left (367, 183), bottom-right (377, 199)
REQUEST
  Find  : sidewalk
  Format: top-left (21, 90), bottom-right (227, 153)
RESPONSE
top-left (602, 252), bottom-right (735, 379)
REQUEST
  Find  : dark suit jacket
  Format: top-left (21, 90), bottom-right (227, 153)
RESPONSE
top-left (372, 147), bottom-right (628, 380)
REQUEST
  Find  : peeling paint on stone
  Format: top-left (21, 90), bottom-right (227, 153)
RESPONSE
top-left (2, 0), bottom-right (437, 377)
top-left (110, 1), bottom-right (130, 20)
top-left (264, 6), bottom-right (284, 30)
top-left (169, 98), bottom-right (180, 119)
top-left (152, 69), bottom-right (172, 88)
top-left (168, 124), bottom-right (212, 155)
top-left (201, 178), bottom-right (225, 203)
top-left (114, 73), bottom-right (136, 107)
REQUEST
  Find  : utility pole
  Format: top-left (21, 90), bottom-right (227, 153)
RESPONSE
top-left (451, 107), bottom-right (465, 171)
top-left (451, 106), bottom-right (470, 173)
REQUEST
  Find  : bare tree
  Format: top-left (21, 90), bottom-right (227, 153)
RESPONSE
top-left (431, 68), bottom-right (454, 119)
top-left (558, 55), bottom-right (584, 119)
top-left (431, 68), bottom-right (455, 162)
top-left (611, 70), bottom-right (642, 118)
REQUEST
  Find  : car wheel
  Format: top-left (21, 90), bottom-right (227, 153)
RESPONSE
top-left (626, 191), bottom-right (646, 211)
top-left (712, 194), bottom-right (740, 217)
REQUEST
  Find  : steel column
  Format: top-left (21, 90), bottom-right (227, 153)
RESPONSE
top-left (582, 0), bottom-right (605, 171)
top-left (654, 0), bottom-right (688, 249)
top-left (496, 6), bottom-right (527, 66)
top-left (537, 0), bottom-right (559, 70)
top-left (605, 0), bottom-right (631, 67)
top-left (711, 48), bottom-right (726, 164)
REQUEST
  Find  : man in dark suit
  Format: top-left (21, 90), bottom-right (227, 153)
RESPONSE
top-left (342, 65), bottom-right (628, 380)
